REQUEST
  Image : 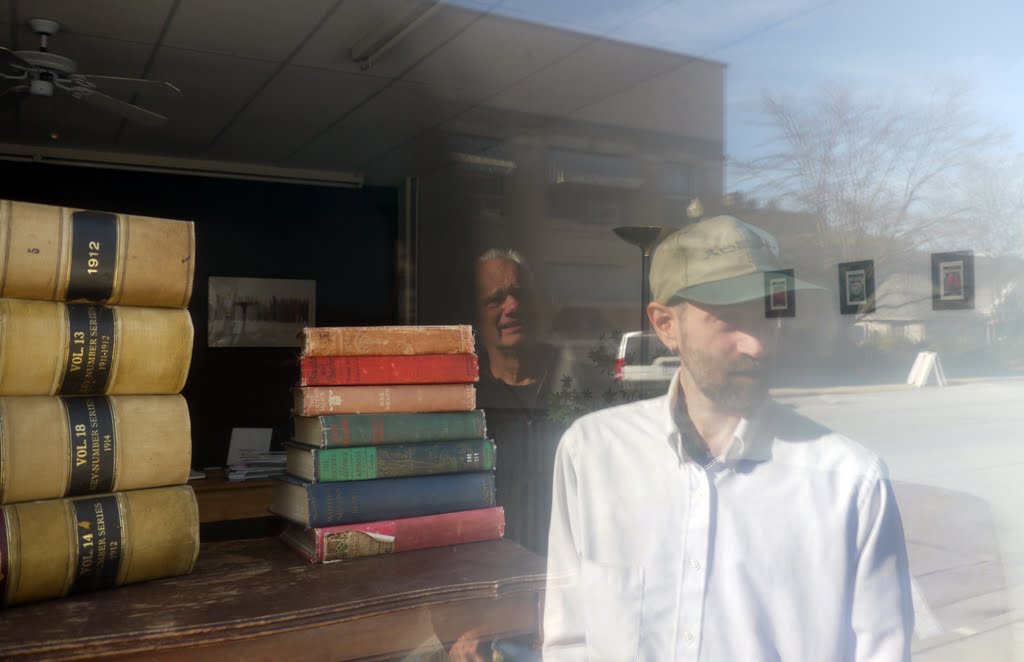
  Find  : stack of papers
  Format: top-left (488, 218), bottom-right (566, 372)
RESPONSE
top-left (227, 450), bottom-right (287, 481)
top-left (226, 427), bottom-right (285, 481)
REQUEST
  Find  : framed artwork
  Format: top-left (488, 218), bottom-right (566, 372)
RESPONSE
top-left (208, 277), bottom-right (316, 348)
top-left (931, 251), bottom-right (974, 310)
top-left (837, 260), bottom-right (876, 315)
top-left (764, 269), bottom-right (796, 318)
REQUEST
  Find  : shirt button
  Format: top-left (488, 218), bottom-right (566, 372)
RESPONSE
top-left (684, 631), bottom-right (695, 645)
top-left (690, 559), bottom-right (701, 570)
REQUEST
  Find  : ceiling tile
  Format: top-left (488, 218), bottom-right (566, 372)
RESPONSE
top-left (293, 1), bottom-right (479, 76)
top-left (13, 0), bottom-right (173, 43)
top-left (289, 80), bottom-right (475, 170)
top-left (362, 133), bottom-right (454, 185)
top-left (402, 14), bottom-right (589, 96)
top-left (118, 109), bottom-right (230, 155)
top-left (488, 38), bottom-right (684, 117)
top-left (140, 46), bottom-right (277, 117)
top-left (235, 66), bottom-right (388, 125)
top-left (440, 104), bottom-right (548, 141)
top-left (570, 62), bottom-right (724, 140)
top-left (165, 0), bottom-right (337, 61)
top-left (208, 118), bottom-right (331, 165)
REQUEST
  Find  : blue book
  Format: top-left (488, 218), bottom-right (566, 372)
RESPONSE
top-left (270, 472), bottom-right (496, 527)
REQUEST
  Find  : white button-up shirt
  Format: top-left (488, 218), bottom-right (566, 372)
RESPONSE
top-left (543, 377), bottom-right (914, 661)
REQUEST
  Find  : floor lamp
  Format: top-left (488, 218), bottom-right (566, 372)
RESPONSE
top-left (613, 226), bottom-right (671, 365)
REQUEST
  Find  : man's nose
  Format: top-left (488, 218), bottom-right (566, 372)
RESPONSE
top-left (736, 329), bottom-right (766, 358)
top-left (503, 295), bottom-right (521, 315)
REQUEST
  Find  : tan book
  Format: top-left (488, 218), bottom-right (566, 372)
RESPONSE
top-left (0, 485), bottom-right (199, 607)
top-left (0, 298), bottom-right (193, 396)
top-left (300, 325), bottom-right (474, 357)
top-left (293, 384), bottom-right (477, 416)
top-left (0, 395), bottom-right (191, 504)
top-left (0, 200), bottom-right (195, 308)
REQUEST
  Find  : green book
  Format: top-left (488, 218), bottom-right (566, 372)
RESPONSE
top-left (286, 439), bottom-right (495, 482)
top-left (292, 410), bottom-right (487, 447)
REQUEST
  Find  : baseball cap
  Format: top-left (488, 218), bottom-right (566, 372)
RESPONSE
top-left (650, 215), bottom-right (818, 305)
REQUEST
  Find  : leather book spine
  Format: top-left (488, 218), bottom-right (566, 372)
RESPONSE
top-left (294, 410), bottom-right (488, 447)
top-left (0, 485), bottom-right (200, 607)
top-left (299, 325), bottom-right (475, 357)
top-left (299, 353), bottom-right (479, 386)
top-left (307, 439), bottom-right (495, 482)
top-left (275, 472), bottom-right (497, 527)
top-left (292, 384), bottom-right (476, 416)
top-left (0, 200), bottom-right (195, 308)
top-left (281, 507), bottom-right (506, 563)
top-left (0, 299), bottom-right (193, 396)
top-left (0, 395), bottom-right (191, 504)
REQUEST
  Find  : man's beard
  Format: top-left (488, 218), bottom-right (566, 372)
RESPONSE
top-left (679, 342), bottom-right (770, 415)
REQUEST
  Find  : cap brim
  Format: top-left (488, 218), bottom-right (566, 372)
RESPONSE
top-left (669, 272), bottom-right (821, 306)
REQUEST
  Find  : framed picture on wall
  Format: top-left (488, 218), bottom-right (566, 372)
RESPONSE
top-left (837, 260), bottom-right (876, 315)
top-left (208, 277), bottom-right (316, 348)
top-left (764, 269), bottom-right (796, 318)
top-left (931, 251), bottom-right (974, 310)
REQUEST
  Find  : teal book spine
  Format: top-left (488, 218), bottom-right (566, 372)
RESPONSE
top-left (313, 439), bottom-right (495, 482)
top-left (296, 410), bottom-right (487, 446)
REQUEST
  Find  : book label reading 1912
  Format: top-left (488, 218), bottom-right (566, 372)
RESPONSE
top-left (67, 211), bottom-right (118, 302)
top-left (62, 396), bottom-right (116, 495)
top-left (60, 304), bottom-right (115, 395)
top-left (70, 495), bottom-right (123, 594)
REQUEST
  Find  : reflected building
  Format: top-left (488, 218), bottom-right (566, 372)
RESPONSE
top-left (408, 14), bottom-right (725, 345)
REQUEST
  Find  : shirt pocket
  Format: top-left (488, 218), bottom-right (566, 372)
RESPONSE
top-left (580, 559), bottom-right (645, 661)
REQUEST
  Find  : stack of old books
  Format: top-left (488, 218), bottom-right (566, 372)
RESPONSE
top-left (272, 325), bottom-right (505, 563)
top-left (0, 199), bottom-right (200, 607)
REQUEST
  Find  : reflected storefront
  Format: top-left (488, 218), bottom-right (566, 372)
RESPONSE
top-left (404, 4), bottom-right (1024, 660)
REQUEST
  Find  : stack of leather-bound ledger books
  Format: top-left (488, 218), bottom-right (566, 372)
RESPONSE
top-left (272, 325), bottom-right (505, 563)
top-left (0, 200), bottom-right (200, 607)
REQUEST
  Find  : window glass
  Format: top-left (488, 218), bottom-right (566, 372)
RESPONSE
top-left (413, 2), bottom-right (1024, 659)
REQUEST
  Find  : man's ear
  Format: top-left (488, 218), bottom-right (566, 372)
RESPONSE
top-left (647, 301), bottom-right (680, 352)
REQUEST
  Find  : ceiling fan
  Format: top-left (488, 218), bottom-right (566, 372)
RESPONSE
top-left (0, 18), bottom-right (181, 126)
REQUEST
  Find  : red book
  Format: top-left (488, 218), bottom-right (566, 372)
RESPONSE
top-left (299, 354), bottom-right (479, 386)
top-left (278, 507), bottom-right (505, 563)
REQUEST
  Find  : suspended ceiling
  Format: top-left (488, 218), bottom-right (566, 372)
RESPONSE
top-left (0, 0), bottom-right (724, 186)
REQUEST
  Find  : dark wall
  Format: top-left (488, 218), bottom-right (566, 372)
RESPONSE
top-left (0, 161), bottom-right (398, 468)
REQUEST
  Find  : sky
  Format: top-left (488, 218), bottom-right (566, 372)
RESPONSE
top-left (450, 0), bottom-right (1024, 189)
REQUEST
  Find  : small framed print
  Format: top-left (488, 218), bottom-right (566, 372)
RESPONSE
top-left (764, 269), bottom-right (796, 318)
top-left (838, 260), bottom-right (875, 315)
top-left (208, 277), bottom-right (316, 348)
top-left (931, 251), bottom-right (974, 310)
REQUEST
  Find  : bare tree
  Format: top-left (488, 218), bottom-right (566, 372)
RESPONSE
top-left (732, 84), bottom-right (1017, 262)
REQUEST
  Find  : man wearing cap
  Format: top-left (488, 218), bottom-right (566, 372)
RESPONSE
top-left (542, 216), bottom-right (914, 661)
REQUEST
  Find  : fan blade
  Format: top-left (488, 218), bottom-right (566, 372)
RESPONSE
top-left (78, 90), bottom-right (168, 126)
top-left (0, 47), bottom-right (30, 71)
top-left (79, 75), bottom-right (181, 95)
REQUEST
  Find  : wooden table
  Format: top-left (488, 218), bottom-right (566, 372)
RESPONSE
top-left (0, 537), bottom-right (546, 661)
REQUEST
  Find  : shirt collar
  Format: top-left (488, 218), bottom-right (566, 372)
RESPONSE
top-left (662, 370), bottom-right (773, 466)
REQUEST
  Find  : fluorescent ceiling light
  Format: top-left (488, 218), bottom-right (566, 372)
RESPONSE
top-left (351, 1), bottom-right (441, 71)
